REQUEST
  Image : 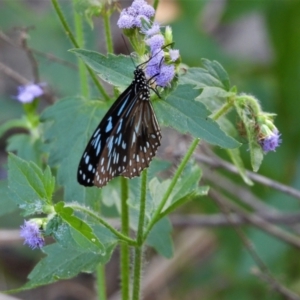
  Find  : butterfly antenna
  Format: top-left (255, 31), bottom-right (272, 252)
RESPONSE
top-left (121, 35), bottom-right (137, 68)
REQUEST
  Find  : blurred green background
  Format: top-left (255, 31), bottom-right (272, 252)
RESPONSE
top-left (1, 0), bottom-right (300, 299)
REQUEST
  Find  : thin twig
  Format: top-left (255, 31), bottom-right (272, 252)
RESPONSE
top-left (0, 30), bottom-right (77, 70)
top-left (209, 189), bottom-right (300, 248)
top-left (210, 189), bottom-right (300, 299)
top-left (195, 152), bottom-right (300, 200)
top-left (170, 212), bottom-right (300, 227)
top-left (252, 268), bottom-right (300, 300)
top-left (15, 27), bottom-right (40, 82)
top-left (0, 61), bottom-right (29, 85)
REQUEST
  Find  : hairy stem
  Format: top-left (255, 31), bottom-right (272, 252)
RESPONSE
top-left (120, 177), bottom-right (130, 300)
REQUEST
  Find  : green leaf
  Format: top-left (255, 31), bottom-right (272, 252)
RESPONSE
top-left (7, 134), bottom-right (43, 166)
top-left (70, 49), bottom-right (133, 90)
top-left (0, 180), bottom-right (19, 216)
top-left (146, 217), bottom-right (174, 258)
top-left (41, 96), bottom-right (104, 203)
top-left (179, 59), bottom-right (231, 91)
top-left (201, 59), bottom-right (231, 91)
top-left (19, 242), bottom-right (115, 291)
top-left (153, 84), bottom-right (239, 149)
top-left (149, 162), bottom-right (206, 215)
top-left (55, 202), bottom-right (104, 252)
top-left (7, 154), bottom-right (55, 215)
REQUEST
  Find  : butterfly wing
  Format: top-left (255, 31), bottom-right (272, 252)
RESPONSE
top-left (77, 85), bottom-right (136, 187)
top-left (77, 69), bottom-right (161, 188)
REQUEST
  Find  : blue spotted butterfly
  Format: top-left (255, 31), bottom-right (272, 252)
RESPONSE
top-left (77, 65), bottom-right (161, 188)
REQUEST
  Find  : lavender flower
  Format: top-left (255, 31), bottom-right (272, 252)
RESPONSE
top-left (117, 0), bottom-right (155, 29)
top-left (155, 64), bottom-right (175, 87)
top-left (20, 220), bottom-right (45, 249)
top-left (141, 23), bottom-right (160, 36)
top-left (259, 129), bottom-right (282, 152)
top-left (135, 1), bottom-right (155, 18)
top-left (145, 34), bottom-right (165, 52)
top-left (146, 50), bottom-right (164, 77)
top-left (16, 83), bottom-right (44, 103)
top-left (117, 14), bottom-right (136, 29)
top-left (117, 0), bottom-right (179, 87)
top-left (169, 49), bottom-right (180, 62)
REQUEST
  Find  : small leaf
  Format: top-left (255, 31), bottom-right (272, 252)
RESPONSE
top-left (19, 242), bottom-right (116, 291)
top-left (179, 59), bottom-right (230, 91)
top-left (149, 162), bottom-right (206, 215)
top-left (154, 84), bottom-right (239, 149)
top-left (201, 59), bottom-right (231, 91)
top-left (7, 154), bottom-right (55, 215)
top-left (146, 217), bottom-right (173, 258)
top-left (70, 49), bottom-right (133, 89)
top-left (55, 202), bottom-right (104, 252)
top-left (6, 134), bottom-right (44, 166)
top-left (0, 180), bottom-right (19, 216)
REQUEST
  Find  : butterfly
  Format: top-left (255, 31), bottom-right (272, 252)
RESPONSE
top-left (77, 64), bottom-right (161, 188)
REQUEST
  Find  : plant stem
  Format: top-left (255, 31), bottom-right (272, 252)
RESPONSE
top-left (132, 169), bottom-right (148, 300)
top-left (211, 98), bottom-right (234, 121)
top-left (103, 11), bottom-right (113, 53)
top-left (67, 203), bottom-right (136, 246)
top-left (143, 138), bottom-right (200, 240)
top-left (51, 0), bottom-right (109, 101)
top-left (96, 264), bottom-right (107, 300)
top-left (73, 3), bottom-right (89, 98)
top-left (120, 177), bottom-right (130, 300)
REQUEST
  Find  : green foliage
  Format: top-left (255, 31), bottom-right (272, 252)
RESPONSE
top-left (41, 96), bottom-right (105, 203)
top-left (0, 0), bottom-right (291, 298)
top-left (7, 154), bottom-right (55, 216)
top-left (20, 242), bottom-right (115, 291)
top-left (54, 202), bottom-right (104, 252)
top-left (71, 50), bottom-right (134, 89)
top-left (154, 84), bottom-right (239, 149)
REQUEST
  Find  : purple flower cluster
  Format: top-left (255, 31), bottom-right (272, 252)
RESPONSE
top-left (117, 0), bottom-right (179, 87)
top-left (259, 129), bottom-right (282, 152)
top-left (144, 29), bottom-right (177, 87)
top-left (16, 83), bottom-right (44, 103)
top-left (20, 220), bottom-right (45, 249)
top-left (117, 0), bottom-right (155, 29)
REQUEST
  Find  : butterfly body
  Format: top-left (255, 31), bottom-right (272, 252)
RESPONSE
top-left (77, 67), bottom-right (161, 188)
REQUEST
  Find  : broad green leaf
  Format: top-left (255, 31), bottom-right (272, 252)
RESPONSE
top-left (41, 97), bottom-right (104, 203)
top-left (201, 59), bottom-right (231, 91)
top-left (7, 154), bottom-right (55, 215)
top-left (55, 202), bottom-right (104, 252)
top-left (196, 87), bottom-right (235, 109)
top-left (0, 180), bottom-right (19, 215)
top-left (7, 134), bottom-right (44, 167)
top-left (146, 217), bottom-right (174, 258)
top-left (153, 84), bottom-right (239, 149)
top-left (179, 59), bottom-right (231, 91)
top-left (19, 242), bottom-right (116, 291)
top-left (71, 49), bottom-right (134, 89)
